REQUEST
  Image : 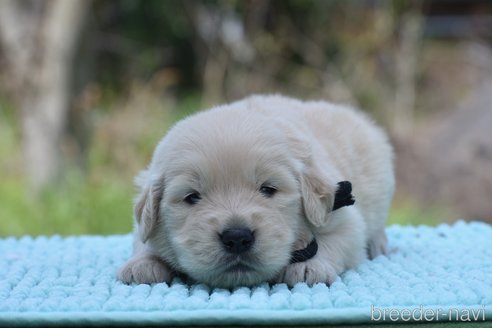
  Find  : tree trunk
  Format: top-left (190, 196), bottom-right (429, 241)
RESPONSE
top-left (0, 0), bottom-right (90, 190)
top-left (393, 8), bottom-right (422, 139)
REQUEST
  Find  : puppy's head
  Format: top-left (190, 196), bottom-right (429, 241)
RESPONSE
top-left (134, 109), bottom-right (342, 287)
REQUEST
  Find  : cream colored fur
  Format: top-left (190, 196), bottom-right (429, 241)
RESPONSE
top-left (118, 95), bottom-right (394, 288)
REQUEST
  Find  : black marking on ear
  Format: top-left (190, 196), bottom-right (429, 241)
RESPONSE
top-left (333, 181), bottom-right (355, 211)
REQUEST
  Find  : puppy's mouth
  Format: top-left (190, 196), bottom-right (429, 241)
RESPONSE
top-left (225, 262), bottom-right (255, 273)
top-left (221, 255), bottom-right (259, 274)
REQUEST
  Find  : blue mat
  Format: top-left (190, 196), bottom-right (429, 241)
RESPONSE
top-left (1, 221), bottom-right (491, 326)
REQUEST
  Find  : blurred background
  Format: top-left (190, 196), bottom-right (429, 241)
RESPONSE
top-left (1, 0), bottom-right (491, 236)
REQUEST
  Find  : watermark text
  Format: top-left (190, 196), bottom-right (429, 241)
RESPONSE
top-left (371, 305), bottom-right (486, 322)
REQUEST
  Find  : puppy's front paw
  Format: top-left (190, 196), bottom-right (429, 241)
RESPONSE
top-left (118, 256), bottom-right (173, 284)
top-left (280, 258), bottom-right (338, 287)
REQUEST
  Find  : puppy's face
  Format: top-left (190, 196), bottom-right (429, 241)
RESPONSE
top-left (131, 111), bottom-right (318, 287)
top-left (136, 109), bottom-right (339, 288)
top-left (142, 115), bottom-right (307, 288)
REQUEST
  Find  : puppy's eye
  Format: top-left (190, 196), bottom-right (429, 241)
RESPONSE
top-left (184, 192), bottom-right (201, 205)
top-left (260, 185), bottom-right (277, 198)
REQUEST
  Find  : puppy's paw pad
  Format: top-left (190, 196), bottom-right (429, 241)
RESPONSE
top-left (118, 257), bottom-right (173, 284)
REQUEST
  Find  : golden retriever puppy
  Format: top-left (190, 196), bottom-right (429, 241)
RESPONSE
top-left (118, 95), bottom-right (394, 288)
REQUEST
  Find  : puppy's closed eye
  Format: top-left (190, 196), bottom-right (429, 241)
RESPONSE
top-left (184, 191), bottom-right (201, 205)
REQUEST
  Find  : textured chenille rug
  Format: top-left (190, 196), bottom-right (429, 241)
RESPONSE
top-left (0, 221), bottom-right (491, 326)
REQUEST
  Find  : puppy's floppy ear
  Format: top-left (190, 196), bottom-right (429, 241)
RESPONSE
top-left (300, 164), bottom-right (337, 227)
top-left (300, 167), bottom-right (356, 227)
top-left (134, 171), bottom-right (164, 242)
top-left (288, 128), bottom-right (355, 227)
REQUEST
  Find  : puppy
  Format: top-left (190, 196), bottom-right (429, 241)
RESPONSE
top-left (118, 95), bottom-right (394, 288)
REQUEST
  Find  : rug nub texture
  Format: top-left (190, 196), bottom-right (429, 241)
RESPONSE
top-left (0, 221), bottom-right (491, 326)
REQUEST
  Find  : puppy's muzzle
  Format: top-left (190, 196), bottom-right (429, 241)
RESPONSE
top-left (220, 227), bottom-right (255, 254)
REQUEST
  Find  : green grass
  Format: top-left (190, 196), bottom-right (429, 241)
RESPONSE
top-left (0, 175), bottom-right (134, 236)
top-left (0, 93), bottom-right (162, 237)
top-left (388, 200), bottom-right (449, 227)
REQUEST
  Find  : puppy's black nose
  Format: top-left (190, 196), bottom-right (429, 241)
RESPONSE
top-left (220, 228), bottom-right (254, 254)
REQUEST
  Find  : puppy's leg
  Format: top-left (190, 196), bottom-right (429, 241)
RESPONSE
top-left (367, 228), bottom-right (388, 259)
top-left (118, 239), bottom-right (173, 284)
top-left (280, 207), bottom-right (367, 286)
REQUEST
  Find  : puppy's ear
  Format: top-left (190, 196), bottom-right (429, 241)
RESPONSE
top-left (134, 172), bottom-right (164, 242)
top-left (300, 165), bottom-right (336, 227)
top-left (301, 168), bottom-right (356, 227)
top-left (288, 129), bottom-right (354, 226)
